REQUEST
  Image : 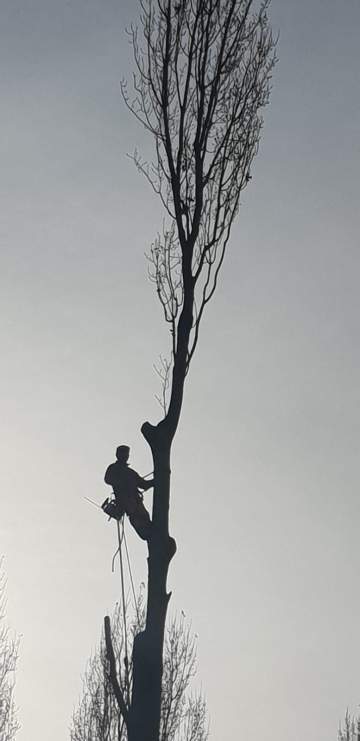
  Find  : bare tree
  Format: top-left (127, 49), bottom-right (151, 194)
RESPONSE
top-left (0, 563), bottom-right (19, 741)
top-left (339, 710), bottom-right (360, 741)
top-left (71, 595), bottom-right (208, 741)
top-left (114, 1), bottom-right (276, 738)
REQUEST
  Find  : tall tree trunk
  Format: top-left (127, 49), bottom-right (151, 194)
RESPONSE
top-left (128, 286), bottom-right (193, 741)
top-left (122, 0), bottom-right (276, 732)
top-left (128, 431), bottom-right (174, 741)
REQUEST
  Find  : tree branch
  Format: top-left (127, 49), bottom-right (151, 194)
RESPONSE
top-left (103, 616), bottom-right (129, 728)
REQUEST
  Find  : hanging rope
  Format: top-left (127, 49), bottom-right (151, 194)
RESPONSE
top-left (112, 514), bottom-right (144, 706)
top-left (115, 518), bottom-right (130, 705)
top-left (84, 494), bottom-right (144, 699)
top-left (123, 527), bottom-right (141, 627)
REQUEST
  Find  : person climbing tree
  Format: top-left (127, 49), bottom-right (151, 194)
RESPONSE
top-left (103, 445), bottom-right (154, 541)
top-left (102, 3), bottom-right (277, 739)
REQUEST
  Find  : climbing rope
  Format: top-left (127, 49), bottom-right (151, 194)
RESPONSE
top-left (123, 526), bottom-right (141, 627)
top-left (84, 493), bottom-right (145, 696)
top-left (111, 514), bottom-right (143, 704)
top-left (115, 518), bottom-right (130, 704)
top-left (111, 516), bottom-right (140, 622)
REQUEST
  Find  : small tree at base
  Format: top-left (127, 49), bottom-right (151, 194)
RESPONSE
top-left (71, 594), bottom-right (208, 741)
top-left (0, 562), bottom-right (19, 741)
top-left (339, 709), bottom-right (360, 741)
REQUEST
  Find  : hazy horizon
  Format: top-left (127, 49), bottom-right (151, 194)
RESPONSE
top-left (1, 1), bottom-right (359, 740)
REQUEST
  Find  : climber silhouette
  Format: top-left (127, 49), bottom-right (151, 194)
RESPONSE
top-left (103, 445), bottom-right (153, 541)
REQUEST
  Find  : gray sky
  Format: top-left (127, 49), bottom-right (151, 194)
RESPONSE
top-left (1, 1), bottom-right (359, 739)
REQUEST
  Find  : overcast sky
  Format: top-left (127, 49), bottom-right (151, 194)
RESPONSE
top-left (1, 1), bottom-right (359, 740)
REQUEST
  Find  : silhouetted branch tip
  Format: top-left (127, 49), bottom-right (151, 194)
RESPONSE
top-left (125, 0), bottom-right (277, 416)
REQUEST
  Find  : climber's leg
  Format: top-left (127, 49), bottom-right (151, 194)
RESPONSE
top-left (128, 499), bottom-right (152, 541)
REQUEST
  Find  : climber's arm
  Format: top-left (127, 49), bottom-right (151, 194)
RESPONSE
top-left (136, 474), bottom-right (154, 491)
top-left (104, 465), bottom-right (113, 486)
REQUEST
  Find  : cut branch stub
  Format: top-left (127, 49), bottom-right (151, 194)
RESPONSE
top-left (104, 615), bottom-right (129, 728)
